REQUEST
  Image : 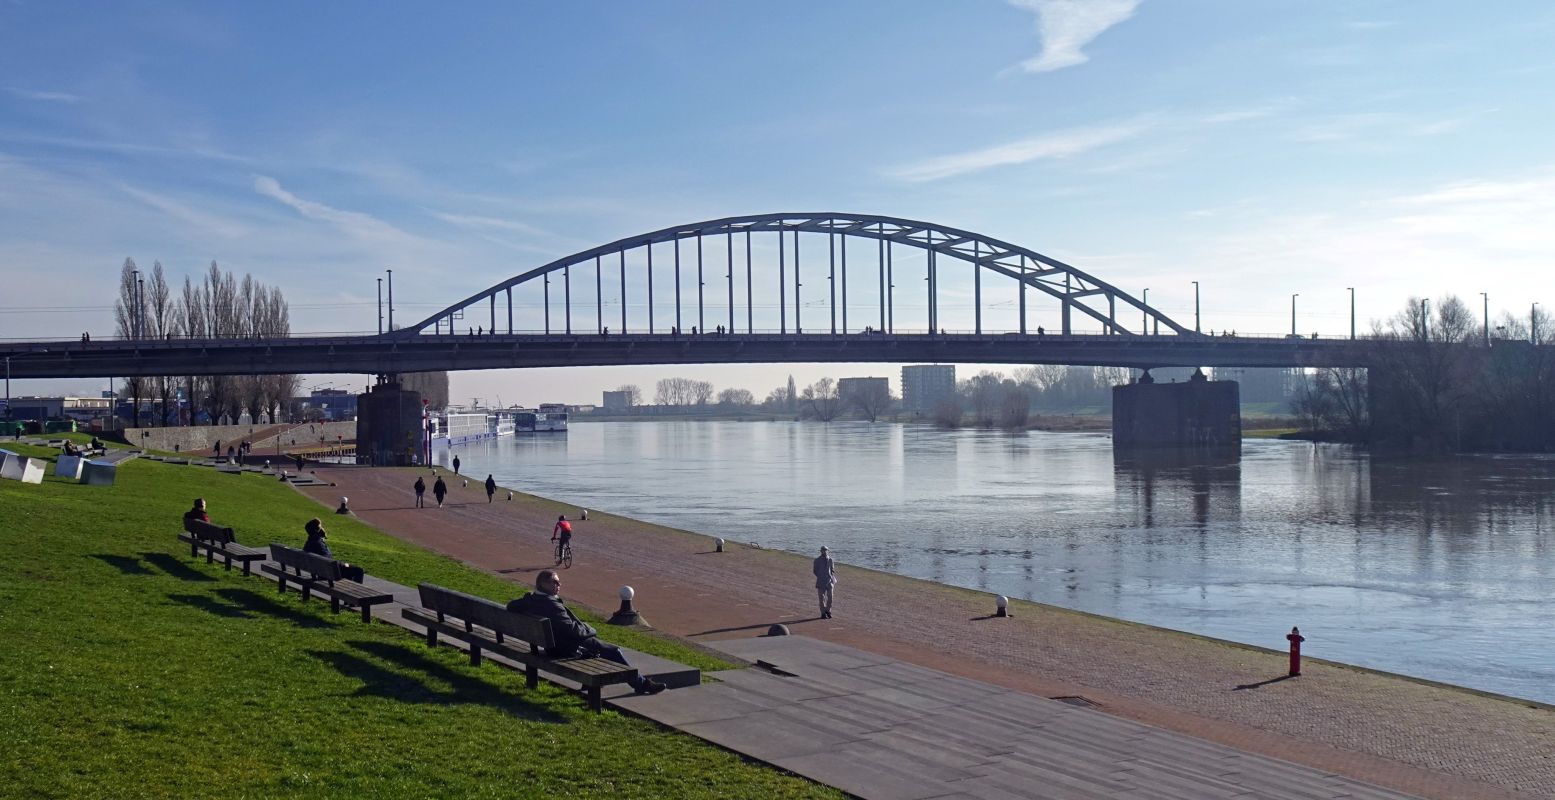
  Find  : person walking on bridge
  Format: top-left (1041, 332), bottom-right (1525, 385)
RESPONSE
top-left (813, 546), bottom-right (836, 619)
top-left (484, 474), bottom-right (496, 503)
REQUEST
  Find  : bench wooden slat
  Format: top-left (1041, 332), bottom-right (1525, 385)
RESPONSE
top-left (263, 544), bottom-right (391, 623)
top-left (177, 519), bottom-right (267, 575)
top-left (403, 584), bottom-right (638, 711)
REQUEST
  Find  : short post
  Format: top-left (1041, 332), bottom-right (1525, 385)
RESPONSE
top-left (335, 496), bottom-right (351, 515)
top-left (278, 470), bottom-right (288, 482)
top-left (608, 585), bottom-right (644, 626)
top-left (1286, 626), bottom-right (1305, 677)
top-left (580, 508), bottom-right (589, 521)
top-left (506, 490), bottom-right (513, 501)
top-left (995, 595), bottom-right (1009, 617)
top-left (764, 624), bottom-right (789, 637)
top-left (715, 537), bottom-right (725, 553)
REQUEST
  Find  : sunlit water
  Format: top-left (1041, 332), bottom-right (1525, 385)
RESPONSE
top-left (441, 421), bottom-right (1555, 703)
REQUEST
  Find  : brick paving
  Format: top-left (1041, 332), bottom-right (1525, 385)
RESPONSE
top-left (300, 466), bottom-right (1555, 800)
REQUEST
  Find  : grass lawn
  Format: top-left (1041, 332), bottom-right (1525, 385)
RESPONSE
top-left (0, 444), bottom-right (838, 799)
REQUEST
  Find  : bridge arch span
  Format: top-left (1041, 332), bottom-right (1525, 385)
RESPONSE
top-left (400, 213), bottom-right (1193, 338)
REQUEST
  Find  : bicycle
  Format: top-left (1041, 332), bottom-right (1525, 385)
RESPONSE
top-left (553, 538), bottom-right (573, 568)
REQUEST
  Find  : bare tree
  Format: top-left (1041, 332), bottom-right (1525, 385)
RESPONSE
top-left (718, 388), bottom-right (754, 406)
top-left (690, 379), bottom-right (715, 406)
top-left (655, 377), bottom-right (710, 407)
top-left (112, 259), bottom-right (146, 426)
top-left (931, 397), bottom-right (963, 428)
top-left (961, 371), bottom-right (1005, 427)
top-left (786, 375), bottom-right (797, 413)
top-left (613, 384), bottom-right (642, 406)
top-left (801, 377), bottom-right (843, 421)
top-left (843, 380), bottom-right (894, 422)
top-left (998, 383), bottom-right (1031, 429)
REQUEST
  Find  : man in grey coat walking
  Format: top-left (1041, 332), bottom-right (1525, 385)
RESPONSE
top-left (813, 546), bottom-right (836, 619)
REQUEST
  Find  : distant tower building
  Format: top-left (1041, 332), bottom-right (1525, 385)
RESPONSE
top-left (837, 377), bottom-right (889, 403)
top-left (900, 365), bottom-right (955, 413)
top-left (602, 390), bottom-right (634, 411)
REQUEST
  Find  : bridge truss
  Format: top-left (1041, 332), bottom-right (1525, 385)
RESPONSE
top-left (401, 213), bottom-right (1194, 339)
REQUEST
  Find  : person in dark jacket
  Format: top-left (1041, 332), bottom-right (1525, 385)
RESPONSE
top-left (432, 476), bottom-right (448, 508)
top-left (303, 518), bottom-right (365, 582)
top-left (183, 498), bottom-right (209, 524)
top-left (452, 455), bottom-right (461, 475)
top-left (507, 570), bottom-right (665, 695)
top-left (414, 476), bottom-right (426, 508)
top-left (484, 474), bottom-right (497, 503)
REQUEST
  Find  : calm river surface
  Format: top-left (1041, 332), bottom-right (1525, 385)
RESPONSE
top-left (443, 420), bottom-right (1555, 704)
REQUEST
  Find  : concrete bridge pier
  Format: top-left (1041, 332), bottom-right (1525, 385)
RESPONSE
top-left (1112, 368), bottom-right (1241, 452)
top-left (355, 375), bottom-right (424, 466)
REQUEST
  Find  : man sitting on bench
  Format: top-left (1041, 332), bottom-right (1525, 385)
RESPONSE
top-left (184, 498), bottom-right (209, 524)
top-left (302, 518), bottom-right (365, 582)
top-left (508, 570), bottom-right (666, 695)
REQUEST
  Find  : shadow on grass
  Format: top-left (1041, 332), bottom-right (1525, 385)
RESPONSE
top-left (91, 553), bottom-right (155, 575)
top-left (300, 639), bottom-right (570, 723)
top-left (164, 587), bottom-right (334, 629)
top-left (140, 552), bottom-right (218, 582)
top-left (497, 565), bottom-right (558, 575)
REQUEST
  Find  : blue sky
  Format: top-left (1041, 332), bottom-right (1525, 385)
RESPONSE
top-left (4, 1), bottom-right (1555, 404)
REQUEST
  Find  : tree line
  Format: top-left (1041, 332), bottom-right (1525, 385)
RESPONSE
top-left (1294, 295), bottom-right (1555, 452)
top-left (114, 259), bottom-right (299, 427)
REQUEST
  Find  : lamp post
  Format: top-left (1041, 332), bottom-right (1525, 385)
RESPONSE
top-left (130, 268), bottom-right (140, 339)
top-left (1291, 293), bottom-right (1299, 337)
top-left (386, 269), bottom-right (394, 332)
top-left (377, 278), bottom-right (384, 335)
top-left (1347, 287), bottom-right (1355, 340)
top-left (1421, 298), bottom-right (1429, 340)
top-left (1480, 292), bottom-right (1489, 346)
top-left (1141, 288), bottom-right (1149, 335)
top-left (1192, 281), bottom-right (1200, 334)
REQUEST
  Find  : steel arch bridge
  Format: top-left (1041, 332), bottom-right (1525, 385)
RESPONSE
top-left (398, 213), bottom-right (1195, 340)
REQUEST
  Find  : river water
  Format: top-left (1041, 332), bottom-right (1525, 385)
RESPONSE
top-left (442, 420), bottom-right (1555, 704)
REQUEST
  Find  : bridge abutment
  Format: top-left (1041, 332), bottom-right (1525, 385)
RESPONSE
top-left (1112, 369), bottom-right (1241, 451)
top-left (355, 377), bottom-right (424, 466)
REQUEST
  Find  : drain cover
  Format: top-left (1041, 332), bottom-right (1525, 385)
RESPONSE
top-left (1052, 695), bottom-right (1100, 708)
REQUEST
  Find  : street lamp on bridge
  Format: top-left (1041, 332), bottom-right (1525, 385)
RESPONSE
top-left (1481, 292), bottom-right (1489, 346)
top-left (1290, 294), bottom-right (1299, 337)
top-left (1347, 287), bottom-right (1355, 340)
top-left (377, 278), bottom-right (384, 335)
top-left (1192, 281), bottom-right (1200, 334)
top-left (1141, 288), bottom-right (1149, 335)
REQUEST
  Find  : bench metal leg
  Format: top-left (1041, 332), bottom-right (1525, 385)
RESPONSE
top-left (587, 686), bottom-right (602, 712)
top-left (359, 604), bottom-right (371, 624)
top-left (277, 576), bottom-right (286, 594)
top-left (205, 549), bottom-right (215, 565)
top-left (330, 596), bottom-right (341, 614)
top-left (469, 644), bottom-right (482, 667)
top-left (190, 542), bottom-right (199, 558)
top-left (222, 555), bottom-right (233, 571)
top-left (525, 663), bottom-right (539, 690)
top-left (241, 561), bottom-right (252, 577)
top-left (425, 628), bottom-right (438, 648)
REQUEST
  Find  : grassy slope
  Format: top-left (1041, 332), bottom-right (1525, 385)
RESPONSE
top-left (0, 444), bottom-right (835, 799)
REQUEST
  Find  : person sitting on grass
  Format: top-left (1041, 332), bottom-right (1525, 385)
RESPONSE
top-left (302, 518), bottom-right (365, 582)
top-left (507, 570), bottom-right (666, 695)
top-left (183, 498), bottom-right (209, 524)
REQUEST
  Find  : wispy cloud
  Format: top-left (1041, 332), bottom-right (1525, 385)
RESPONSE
top-left (0, 129), bottom-right (248, 162)
top-left (117, 183), bottom-right (249, 240)
top-left (253, 175), bottom-right (427, 250)
top-left (1343, 20), bottom-right (1395, 31)
top-left (429, 210), bottom-right (552, 238)
top-left (1009, 0), bottom-right (1141, 74)
top-left (4, 86), bottom-right (80, 103)
top-left (888, 120), bottom-right (1151, 182)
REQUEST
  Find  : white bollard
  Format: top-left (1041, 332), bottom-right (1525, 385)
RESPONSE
top-left (336, 496), bottom-right (351, 515)
top-left (995, 595), bottom-right (1010, 618)
top-left (715, 537), bottom-right (725, 553)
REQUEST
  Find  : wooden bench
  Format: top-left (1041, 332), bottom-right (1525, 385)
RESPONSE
top-left (260, 543), bottom-right (393, 623)
top-left (177, 518), bottom-right (268, 576)
top-left (401, 582), bottom-right (637, 711)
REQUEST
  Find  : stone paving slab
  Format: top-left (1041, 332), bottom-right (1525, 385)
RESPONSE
top-left (613, 635), bottom-right (1424, 800)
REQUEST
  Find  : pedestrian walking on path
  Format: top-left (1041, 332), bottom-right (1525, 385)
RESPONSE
top-left (813, 546), bottom-right (836, 619)
top-left (432, 476), bottom-right (448, 508)
top-left (413, 476), bottom-right (426, 508)
top-left (484, 474), bottom-right (496, 503)
top-left (452, 455), bottom-right (461, 475)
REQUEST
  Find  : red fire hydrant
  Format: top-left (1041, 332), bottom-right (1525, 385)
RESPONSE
top-left (1286, 626), bottom-right (1305, 677)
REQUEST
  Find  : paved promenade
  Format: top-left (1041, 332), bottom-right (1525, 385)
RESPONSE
top-left (300, 466), bottom-right (1553, 800)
